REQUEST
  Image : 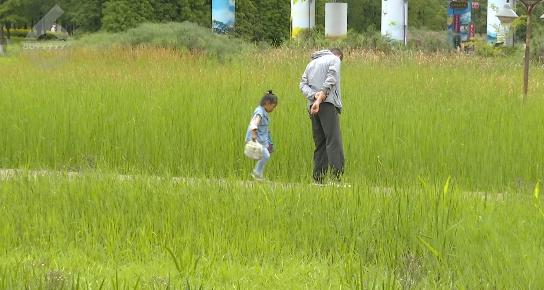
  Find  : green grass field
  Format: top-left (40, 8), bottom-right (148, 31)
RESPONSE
top-left (1, 47), bottom-right (544, 288)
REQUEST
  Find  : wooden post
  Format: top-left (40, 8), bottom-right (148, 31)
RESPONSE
top-left (523, 7), bottom-right (532, 99)
top-left (520, 0), bottom-right (544, 99)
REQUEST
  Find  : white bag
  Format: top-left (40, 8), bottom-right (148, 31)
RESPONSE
top-left (244, 141), bottom-right (263, 160)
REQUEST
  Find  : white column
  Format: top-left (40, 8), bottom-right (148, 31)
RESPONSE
top-left (291, 0), bottom-right (315, 38)
top-left (325, 2), bottom-right (348, 39)
top-left (381, 0), bottom-right (407, 42)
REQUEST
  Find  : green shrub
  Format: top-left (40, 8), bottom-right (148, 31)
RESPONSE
top-left (283, 27), bottom-right (331, 50)
top-left (346, 29), bottom-right (397, 53)
top-left (7, 29), bottom-right (68, 41)
top-left (472, 39), bottom-right (520, 57)
top-left (37, 32), bottom-right (68, 41)
top-left (283, 28), bottom-right (395, 53)
top-left (509, 15), bottom-right (544, 62)
top-left (8, 29), bottom-right (31, 38)
top-left (78, 22), bottom-right (251, 59)
top-left (407, 29), bottom-right (450, 52)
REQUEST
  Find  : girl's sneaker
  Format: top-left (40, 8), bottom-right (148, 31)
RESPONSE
top-left (251, 172), bottom-right (264, 181)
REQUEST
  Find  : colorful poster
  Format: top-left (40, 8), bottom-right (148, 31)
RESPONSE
top-left (381, 0), bottom-right (408, 42)
top-left (212, 0), bottom-right (235, 34)
top-left (448, 0), bottom-right (472, 47)
top-left (291, 0), bottom-right (315, 38)
top-left (487, 0), bottom-right (506, 43)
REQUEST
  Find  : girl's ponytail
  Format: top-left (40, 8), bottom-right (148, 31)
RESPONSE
top-left (260, 90), bottom-right (278, 106)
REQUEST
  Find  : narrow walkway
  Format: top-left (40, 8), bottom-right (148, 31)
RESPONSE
top-left (0, 168), bottom-right (505, 200)
top-left (0, 168), bottom-right (352, 190)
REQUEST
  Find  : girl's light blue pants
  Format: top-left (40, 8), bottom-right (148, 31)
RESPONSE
top-left (254, 147), bottom-right (270, 177)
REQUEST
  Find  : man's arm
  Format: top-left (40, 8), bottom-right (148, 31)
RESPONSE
top-left (310, 59), bottom-right (340, 115)
top-left (320, 59), bottom-right (340, 96)
top-left (299, 70), bottom-right (316, 102)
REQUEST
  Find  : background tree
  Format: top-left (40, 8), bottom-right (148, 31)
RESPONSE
top-left (150, 0), bottom-right (179, 22)
top-left (184, 0), bottom-right (210, 27)
top-left (409, 0), bottom-right (447, 30)
top-left (343, 0), bottom-right (382, 33)
top-left (251, 0), bottom-right (290, 45)
top-left (0, 0), bottom-right (28, 53)
top-left (176, 0), bottom-right (192, 22)
top-left (102, 0), bottom-right (154, 32)
top-left (233, 0), bottom-right (257, 40)
top-left (131, 0), bottom-right (154, 23)
top-left (0, 0), bottom-right (9, 52)
top-left (0, 1), bottom-right (5, 54)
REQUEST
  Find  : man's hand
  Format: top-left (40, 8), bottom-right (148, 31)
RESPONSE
top-left (310, 101), bottom-right (320, 115)
top-left (310, 91), bottom-right (327, 115)
top-left (252, 130), bottom-right (257, 142)
top-left (315, 90), bottom-right (327, 102)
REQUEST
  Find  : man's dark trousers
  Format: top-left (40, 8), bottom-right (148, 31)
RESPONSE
top-left (311, 102), bottom-right (345, 182)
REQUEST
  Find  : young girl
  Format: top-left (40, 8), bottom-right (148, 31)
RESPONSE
top-left (245, 90), bottom-right (278, 181)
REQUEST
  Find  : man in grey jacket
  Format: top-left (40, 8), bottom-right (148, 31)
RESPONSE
top-left (299, 48), bottom-right (345, 183)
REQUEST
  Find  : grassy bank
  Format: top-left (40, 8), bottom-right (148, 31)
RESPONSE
top-left (0, 172), bottom-right (543, 288)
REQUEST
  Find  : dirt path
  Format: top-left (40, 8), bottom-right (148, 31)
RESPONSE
top-left (0, 168), bottom-right (506, 200)
top-left (0, 168), bottom-right (353, 190)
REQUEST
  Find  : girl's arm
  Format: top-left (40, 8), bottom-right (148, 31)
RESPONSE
top-left (268, 130), bottom-right (274, 153)
top-left (268, 129), bottom-right (273, 146)
top-left (249, 115), bottom-right (261, 141)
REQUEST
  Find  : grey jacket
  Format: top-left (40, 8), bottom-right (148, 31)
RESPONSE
top-left (299, 50), bottom-right (343, 112)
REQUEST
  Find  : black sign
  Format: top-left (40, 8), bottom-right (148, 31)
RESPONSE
top-left (450, 0), bottom-right (468, 9)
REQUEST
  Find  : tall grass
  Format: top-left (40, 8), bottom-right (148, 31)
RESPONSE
top-left (1, 47), bottom-right (544, 288)
top-left (1, 48), bottom-right (543, 191)
top-left (0, 173), bottom-right (542, 288)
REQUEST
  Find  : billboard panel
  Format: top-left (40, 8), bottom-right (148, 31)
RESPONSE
top-left (212, 0), bottom-right (235, 34)
top-left (448, 0), bottom-right (472, 47)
